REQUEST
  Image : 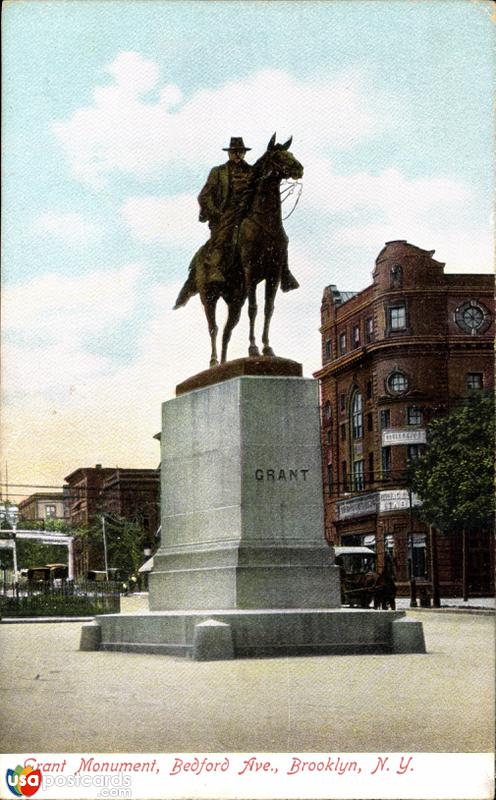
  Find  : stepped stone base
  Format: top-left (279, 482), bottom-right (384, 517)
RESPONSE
top-left (85, 608), bottom-right (424, 660)
top-left (80, 368), bottom-right (426, 661)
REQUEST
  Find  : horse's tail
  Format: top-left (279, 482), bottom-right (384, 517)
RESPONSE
top-left (173, 247), bottom-right (204, 309)
top-left (174, 270), bottom-right (197, 309)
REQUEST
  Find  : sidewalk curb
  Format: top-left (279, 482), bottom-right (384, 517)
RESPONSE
top-left (406, 607), bottom-right (494, 617)
top-left (1, 616), bottom-right (94, 624)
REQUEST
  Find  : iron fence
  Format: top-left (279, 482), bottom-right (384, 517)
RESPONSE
top-left (0, 580), bottom-right (121, 617)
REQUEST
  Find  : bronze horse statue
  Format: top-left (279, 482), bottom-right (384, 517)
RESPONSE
top-left (174, 134), bottom-right (303, 366)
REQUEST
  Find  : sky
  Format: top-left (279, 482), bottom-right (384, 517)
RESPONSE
top-left (2, 0), bottom-right (494, 499)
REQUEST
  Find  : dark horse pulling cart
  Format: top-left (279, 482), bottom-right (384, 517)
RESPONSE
top-left (334, 546), bottom-right (397, 610)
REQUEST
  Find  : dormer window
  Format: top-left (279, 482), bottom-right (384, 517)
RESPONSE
top-left (390, 264), bottom-right (403, 288)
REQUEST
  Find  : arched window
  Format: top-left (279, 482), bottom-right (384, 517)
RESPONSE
top-left (351, 390), bottom-right (363, 439)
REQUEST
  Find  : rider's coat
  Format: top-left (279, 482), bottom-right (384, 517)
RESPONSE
top-left (198, 161), bottom-right (252, 226)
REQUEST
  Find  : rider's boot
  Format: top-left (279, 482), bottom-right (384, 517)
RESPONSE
top-left (280, 267), bottom-right (299, 292)
top-left (206, 248), bottom-right (224, 283)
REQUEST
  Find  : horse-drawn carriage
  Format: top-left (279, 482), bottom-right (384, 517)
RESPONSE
top-left (334, 546), bottom-right (396, 610)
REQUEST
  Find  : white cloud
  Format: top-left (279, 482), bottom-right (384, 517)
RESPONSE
top-left (34, 212), bottom-right (104, 243)
top-left (121, 194), bottom-right (205, 247)
top-left (118, 161), bottom-right (488, 274)
top-left (2, 263), bottom-right (143, 342)
top-left (104, 51), bottom-right (160, 95)
top-left (4, 341), bottom-right (113, 396)
top-left (53, 53), bottom-right (395, 186)
top-left (303, 159), bottom-right (471, 215)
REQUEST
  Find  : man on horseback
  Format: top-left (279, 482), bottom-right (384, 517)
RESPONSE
top-left (198, 136), bottom-right (253, 284)
top-left (174, 133), bottom-right (302, 364)
top-left (198, 136), bottom-right (299, 291)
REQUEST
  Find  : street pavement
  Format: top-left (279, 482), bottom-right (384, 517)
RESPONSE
top-left (395, 596), bottom-right (494, 612)
top-left (0, 604), bottom-right (493, 754)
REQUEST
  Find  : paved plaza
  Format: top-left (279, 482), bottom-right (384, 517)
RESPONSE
top-left (0, 606), bottom-right (493, 754)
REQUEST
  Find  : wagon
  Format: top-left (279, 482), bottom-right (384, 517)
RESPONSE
top-left (334, 546), bottom-right (396, 609)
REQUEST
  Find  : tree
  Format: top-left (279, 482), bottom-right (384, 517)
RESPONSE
top-left (407, 392), bottom-right (494, 533)
top-left (74, 515), bottom-right (147, 581)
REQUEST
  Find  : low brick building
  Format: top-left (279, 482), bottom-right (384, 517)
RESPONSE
top-left (314, 240), bottom-right (494, 597)
top-left (64, 465), bottom-right (115, 528)
top-left (18, 492), bottom-right (68, 523)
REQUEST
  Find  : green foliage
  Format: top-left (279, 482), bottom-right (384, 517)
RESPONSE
top-left (74, 516), bottom-right (147, 579)
top-left (18, 519), bottom-right (73, 533)
top-left (16, 540), bottom-right (68, 569)
top-left (0, 518), bottom-right (75, 569)
top-left (408, 393), bottom-right (495, 532)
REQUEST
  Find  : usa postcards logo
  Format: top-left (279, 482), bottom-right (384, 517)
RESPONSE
top-left (6, 761), bottom-right (42, 797)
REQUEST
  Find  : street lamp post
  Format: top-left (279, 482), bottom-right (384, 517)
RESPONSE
top-left (408, 488), bottom-right (417, 608)
top-left (0, 503), bottom-right (19, 587)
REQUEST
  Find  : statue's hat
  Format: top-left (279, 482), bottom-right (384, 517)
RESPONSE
top-left (222, 137), bottom-right (251, 151)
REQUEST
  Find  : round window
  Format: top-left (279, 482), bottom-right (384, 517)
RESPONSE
top-left (455, 300), bottom-right (491, 334)
top-left (387, 371), bottom-right (408, 394)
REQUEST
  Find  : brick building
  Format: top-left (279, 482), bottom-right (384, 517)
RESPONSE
top-left (64, 464), bottom-right (160, 532)
top-left (64, 465), bottom-right (115, 528)
top-left (64, 464), bottom-right (160, 575)
top-left (18, 491), bottom-right (68, 523)
top-left (314, 240), bottom-right (494, 597)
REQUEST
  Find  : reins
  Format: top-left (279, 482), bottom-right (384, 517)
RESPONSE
top-left (280, 179), bottom-right (303, 220)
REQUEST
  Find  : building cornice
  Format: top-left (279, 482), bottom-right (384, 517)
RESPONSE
top-left (321, 283), bottom-right (494, 329)
top-left (314, 335), bottom-right (493, 379)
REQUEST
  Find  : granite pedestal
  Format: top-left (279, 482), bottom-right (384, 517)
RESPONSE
top-left (150, 371), bottom-right (341, 611)
top-left (82, 358), bottom-right (425, 659)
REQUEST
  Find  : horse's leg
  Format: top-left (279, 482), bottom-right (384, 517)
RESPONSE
top-left (261, 278), bottom-right (278, 357)
top-left (247, 284), bottom-right (260, 357)
top-left (202, 297), bottom-right (219, 367)
top-left (221, 298), bottom-right (243, 363)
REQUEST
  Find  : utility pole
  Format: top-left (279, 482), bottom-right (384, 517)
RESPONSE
top-left (429, 525), bottom-right (441, 607)
top-left (102, 515), bottom-right (109, 580)
top-left (462, 528), bottom-right (469, 602)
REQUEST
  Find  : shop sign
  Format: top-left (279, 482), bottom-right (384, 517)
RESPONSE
top-left (382, 428), bottom-right (426, 446)
top-left (337, 493), bottom-right (378, 520)
top-left (379, 490), bottom-right (421, 512)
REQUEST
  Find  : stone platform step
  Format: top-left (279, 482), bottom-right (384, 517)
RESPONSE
top-left (82, 608), bottom-right (426, 660)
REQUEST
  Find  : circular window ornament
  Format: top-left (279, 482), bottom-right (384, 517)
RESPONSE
top-left (455, 300), bottom-right (491, 334)
top-left (387, 370), bottom-right (408, 395)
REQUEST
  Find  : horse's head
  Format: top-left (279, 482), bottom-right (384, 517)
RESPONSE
top-left (262, 133), bottom-right (304, 181)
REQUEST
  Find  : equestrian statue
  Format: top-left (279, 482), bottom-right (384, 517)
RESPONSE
top-left (174, 134), bottom-right (303, 366)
